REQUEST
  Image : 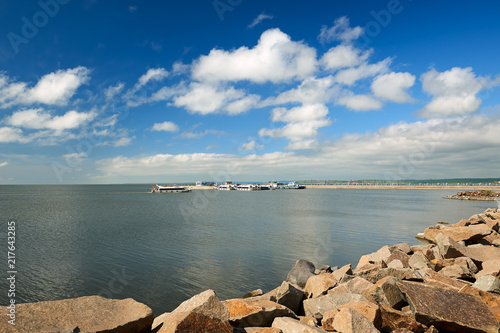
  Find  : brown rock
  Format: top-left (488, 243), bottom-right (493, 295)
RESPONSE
top-left (304, 274), bottom-right (337, 299)
top-left (387, 259), bottom-right (404, 269)
top-left (379, 303), bottom-right (425, 333)
top-left (327, 283), bottom-right (350, 295)
top-left (337, 301), bottom-right (382, 329)
top-left (386, 250), bottom-right (411, 268)
top-left (272, 317), bottom-right (327, 333)
top-left (421, 268), bottom-right (469, 291)
top-left (331, 307), bottom-right (379, 333)
top-left (244, 327), bottom-right (282, 333)
top-left (320, 309), bottom-right (339, 331)
top-left (390, 243), bottom-right (412, 254)
top-left (355, 254), bottom-right (373, 271)
top-left (0, 296), bottom-right (153, 333)
top-left (369, 276), bottom-right (407, 310)
top-left (223, 298), bottom-right (297, 328)
top-left (435, 234), bottom-right (468, 259)
top-left (397, 281), bottom-right (500, 333)
top-left (372, 245), bottom-right (392, 263)
top-left (438, 264), bottom-right (474, 280)
top-left (355, 267), bottom-right (418, 284)
top-left (344, 276), bottom-right (373, 296)
top-left (298, 316), bottom-right (317, 327)
top-left (157, 289), bottom-right (232, 333)
top-left (408, 252), bottom-right (431, 270)
top-left (303, 292), bottom-right (368, 320)
top-left (459, 285), bottom-right (500, 322)
top-left (331, 264), bottom-right (352, 282)
top-left (477, 259), bottom-right (500, 278)
top-left (426, 226), bottom-right (491, 243)
top-left (243, 289), bottom-right (264, 298)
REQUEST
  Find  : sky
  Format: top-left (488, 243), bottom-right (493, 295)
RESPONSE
top-left (0, 0), bottom-right (499, 184)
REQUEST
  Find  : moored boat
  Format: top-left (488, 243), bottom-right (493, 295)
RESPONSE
top-left (151, 184), bottom-right (191, 193)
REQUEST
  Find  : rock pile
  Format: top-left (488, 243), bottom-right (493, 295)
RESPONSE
top-left (3, 208), bottom-right (500, 332)
top-left (445, 190), bottom-right (500, 201)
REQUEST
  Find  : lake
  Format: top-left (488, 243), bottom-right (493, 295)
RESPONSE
top-left (0, 185), bottom-right (496, 315)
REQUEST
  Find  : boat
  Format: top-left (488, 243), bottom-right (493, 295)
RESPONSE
top-left (235, 184), bottom-right (261, 191)
top-left (151, 184), bottom-right (191, 193)
top-left (276, 181), bottom-right (306, 189)
top-left (217, 181), bottom-right (235, 190)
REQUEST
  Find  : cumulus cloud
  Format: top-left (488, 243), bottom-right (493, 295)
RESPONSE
top-left (136, 68), bottom-right (169, 88)
top-left (337, 94), bottom-right (383, 111)
top-left (334, 58), bottom-right (391, 86)
top-left (150, 121), bottom-right (180, 132)
top-left (418, 67), bottom-right (487, 118)
top-left (259, 104), bottom-right (331, 149)
top-left (318, 16), bottom-right (364, 44)
top-left (6, 108), bottom-right (96, 131)
top-left (104, 82), bottom-right (125, 100)
top-left (248, 13), bottom-right (273, 28)
top-left (192, 28), bottom-right (317, 84)
top-left (371, 72), bottom-right (415, 103)
top-left (320, 45), bottom-right (371, 70)
top-left (173, 83), bottom-right (257, 115)
top-left (239, 140), bottom-right (264, 151)
top-left (0, 67), bottom-right (90, 108)
top-left (0, 127), bottom-right (27, 143)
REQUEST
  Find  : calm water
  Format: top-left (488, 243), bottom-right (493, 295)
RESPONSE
top-left (0, 185), bottom-right (496, 315)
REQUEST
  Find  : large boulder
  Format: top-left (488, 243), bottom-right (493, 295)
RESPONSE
top-left (330, 307), bottom-right (379, 333)
top-left (223, 298), bottom-right (297, 328)
top-left (304, 274), bottom-right (337, 299)
top-left (477, 259), bottom-right (500, 278)
top-left (275, 281), bottom-right (304, 314)
top-left (286, 260), bottom-right (316, 289)
top-left (473, 276), bottom-right (500, 294)
top-left (397, 281), bottom-right (500, 333)
top-left (369, 276), bottom-right (407, 310)
top-left (156, 289), bottom-right (232, 333)
top-left (0, 296), bottom-right (153, 333)
top-left (379, 303), bottom-right (426, 332)
top-left (331, 264), bottom-right (352, 282)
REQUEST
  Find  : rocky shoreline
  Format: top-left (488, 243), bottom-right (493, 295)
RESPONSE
top-left (444, 190), bottom-right (500, 201)
top-left (3, 208), bottom-right (500, 332)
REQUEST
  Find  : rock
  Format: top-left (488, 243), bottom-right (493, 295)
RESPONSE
top-left (369, 276), bottom-right (407, 310)
top-left (320, 265), bottom-right (332, 273)
top-left (157, 289), bottom-right (232, 333)
top-left (425, 226), bottom-right (491, 243)
top-left (477, 259), bottom-right (500, 278)
top-left (397, 281), bottom-right (500, 333)
top-left (408, 252), bottom-right (431, 270)
top-left (459, 285), bottom-right (500, 322)
top-left (387, 259), bottom-right (404, 269)
top-left (243, 289), bottom-right (264, 298)
top-left (0, 296), bottom-right (153, 333)
top-left (343, 276), bottom-right (373, 297)
top-left (386, 250), bottom-right (410, 268)
top-left (223, 298), bottom-right (297, 328)
top-left (355, 267), bottom-right (418, 284)
top-left (331, 307), bottom-right (379, 333)
top-left (276, 281), bottom-right (304, 314)
top-left (304, 274), bottom-right (337, 299)
top-left (337, 301), bottom-right (382, 329)
top-left (421, 268), bottom-right (469, 291)
top-left (372, 245), bottom-right (392, 263)
top-left (286, 260), bottom-right (316, 289)
top-left (390, 243), bottom-right (412, 254)
top-left (298, 316), bottom-right (317, 327)
top-left (435, 234), bottom-right (468, 259)
top-left (244, 328), bottom-right (283, 333)
top-left (466, 244), bottom-right (500, 264)
top-left (379, 303), bottom-right (425, 333)
top-left (320, 309), bottom-right (339, 331)
top-left (272, 317), bottom-right (327, 333)
top-left (152, 312), bottom-right (170, 331)
top-left (303, 292), bottom-right (368, 320)
top-left (473, 275), bottom-right (500, 294)
top-left (331, 264), bottom-right (352, 282)
top-left (438, 264), bottom-right (474, 280)
top-left (355, 254), bottom-right (373, 271)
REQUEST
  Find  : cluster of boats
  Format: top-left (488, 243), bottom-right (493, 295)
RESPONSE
top-left (151, 181), bottom-right (306, 193)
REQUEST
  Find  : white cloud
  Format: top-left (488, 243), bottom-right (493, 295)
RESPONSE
top-left (192, 28), bottom-right (317, 84)
top-left (334, 58), bottom-right (391, 86)
top-left (136, 68), bottom-right (169, 88)
top-left (0, 161), bottom-right (7, 168)
top-left (6, 108), bottom-right (96, 131)
top-left (104, 82), bottom-right (124, 100)
top-left (320, 45), bottom-right (371, 70)
top-left (129, 5), bottom-right (137, 12)
top-left (318, 16), bottom-right (364, 44)
top-left (151, 121), bottom-right (179, 132)
top-left (248, 13), bottom-right (274, 28)
top-left (239, 140), bottom-right (264, 151)
top-left (337, 94), bottom-right (383, 111)
top-left (0, 67), bottom-right (90, 108)
top-left (262, 76), bottom-right (339, 106)
top-left (0, 127), bottom-right (27, 143)
top-left (259, 104), bottom-right (331, 149)
top-left (173, 83), bottom-right (251, 115)
top-left (371, 72), bottom-right (415, 103)
top-left (418, 67), bottom-right (487, 118)
top-left (176, 129), bottom-right (226, 139)
top-left (114, 136), bottom-right (134, 147)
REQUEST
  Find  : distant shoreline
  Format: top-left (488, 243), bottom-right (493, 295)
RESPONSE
top-left (187, 184), bottom-right (500, 191)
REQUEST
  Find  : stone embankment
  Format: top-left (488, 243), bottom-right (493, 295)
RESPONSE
top-left (3, 208), bottom-right (500, 332)
top-left (445, 190), bottom-right (500, 201)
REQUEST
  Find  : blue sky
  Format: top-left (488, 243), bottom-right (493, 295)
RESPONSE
top-left (1, 0), bottom-right (499, 184)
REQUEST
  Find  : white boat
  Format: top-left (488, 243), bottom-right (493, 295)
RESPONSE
top-left (151, 184), bottom-right (191, 193)
top-left (217, 181), bottom-right (235, 190)
top-left (235, 184), bottom-right (261, 191)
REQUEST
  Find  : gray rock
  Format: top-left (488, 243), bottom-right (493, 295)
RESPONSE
top-left (369, 276), bottom-right (407, 310)
top-left (408, 252), bottom-right (430, 270)
top-left (473, 275), bottom-right (500, 294)
top-left (286, 260), bottom-right (316, 289)
top-left (276, 281), bottom-right (304, 314)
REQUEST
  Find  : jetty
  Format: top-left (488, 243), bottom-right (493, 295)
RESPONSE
top-left (444, 190), bottom-right (500, 201)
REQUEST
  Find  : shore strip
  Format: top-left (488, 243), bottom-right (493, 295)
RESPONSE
top-left (188, 184), bottom-right (500, 190)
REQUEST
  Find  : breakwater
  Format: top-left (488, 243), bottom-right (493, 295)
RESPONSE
top-left (2, 208), bottom-right (500, 332)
